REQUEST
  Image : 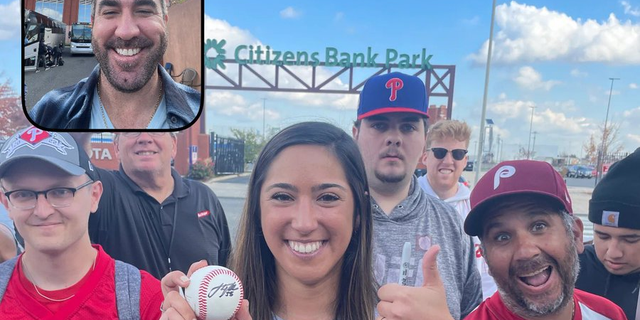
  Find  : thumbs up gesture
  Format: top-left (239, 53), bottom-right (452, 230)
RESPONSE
top-left (376, 245), bottom-right (454, 320)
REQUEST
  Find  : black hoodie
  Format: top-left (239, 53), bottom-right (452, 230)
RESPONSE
top-left (576, 244), bottom-right (640, 320)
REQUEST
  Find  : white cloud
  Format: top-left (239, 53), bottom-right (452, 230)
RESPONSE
top-left (490, 97), bottom-right (588, 135)
top-left (335, 12), bottom-right (344, 21)
top-left (628, 134), bottom-right (640, 143)
top-left (621, 1), bottom-right (640, 17)
top-left (623, 106), bottom-right (640, 119)
top-left (469, 1), bottom-right (640, 65)
top-left (207, 91), bottom-right (281, 121)
top-left (280, 7), bottom-right (301, 19)
top-left (570, 69), bottom-right (588, 77)
top-left (630, 83), bottom-right (638, 89)
top-left (0, 1), bottom-right (21, 39)
top-left (513, 66), bottom-right (561, 91)
top-left (604, 90), bottom-right (621, 96)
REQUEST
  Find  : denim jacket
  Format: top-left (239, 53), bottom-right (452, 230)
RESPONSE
top-left (28, 64), bottom-right (201, 130)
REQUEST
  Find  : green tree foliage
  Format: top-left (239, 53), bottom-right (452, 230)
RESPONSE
top-left (230, 128), bottom-right (266, 163)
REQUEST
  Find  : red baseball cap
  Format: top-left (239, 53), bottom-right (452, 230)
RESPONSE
top-left (464, 160), bottom-right (573, 236)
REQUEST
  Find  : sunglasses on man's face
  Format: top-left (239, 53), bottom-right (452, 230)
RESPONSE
top-left (427, 148), bottom-right (468, 161)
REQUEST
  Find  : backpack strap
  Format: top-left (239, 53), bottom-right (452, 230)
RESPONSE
top-left (0, 257), bottom-right (18, 302)
top-left (114, 260), bottom-right (141, 320)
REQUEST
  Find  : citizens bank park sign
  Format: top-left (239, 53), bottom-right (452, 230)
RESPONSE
top-left (205, 39), bottom-right (434, 71)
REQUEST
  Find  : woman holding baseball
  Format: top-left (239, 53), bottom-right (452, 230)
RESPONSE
top-left (160, 122), bottom-right (377, 320)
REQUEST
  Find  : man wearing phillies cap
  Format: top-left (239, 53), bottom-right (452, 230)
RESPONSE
top-left (352, 72), bottom-right (482, 319)
top-left (463, 160), bottom-right (626, 320)
top-left (0, 127), bottom-right (162, 319)
top-left (576, 147), bottom-right (640, 320)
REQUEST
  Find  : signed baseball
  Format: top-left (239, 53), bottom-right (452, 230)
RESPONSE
top-left (184, 266), bottom-right (244, 320)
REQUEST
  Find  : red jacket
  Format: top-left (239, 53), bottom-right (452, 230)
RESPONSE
top-left (465, 289), bottom-right (627, 320)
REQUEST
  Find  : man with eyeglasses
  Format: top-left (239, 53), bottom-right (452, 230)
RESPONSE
top-left (0, 127), bottom-right (163, 319)
top-left (352, 72), bottom-right (482, 319)
top-left (418, 120), bottom-right (497, 300)
top-left (85, 132), bottom-right (232, 280)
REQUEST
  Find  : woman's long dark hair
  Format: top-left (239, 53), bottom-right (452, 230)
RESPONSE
top-left (230, 121), bottom-right (377, 320)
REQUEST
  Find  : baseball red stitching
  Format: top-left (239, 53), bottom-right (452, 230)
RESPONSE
top-left (197, 268), bottom-right (244, 320)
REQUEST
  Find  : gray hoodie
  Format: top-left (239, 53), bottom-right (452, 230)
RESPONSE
top-left (372, 176), bottom-right (482, 320)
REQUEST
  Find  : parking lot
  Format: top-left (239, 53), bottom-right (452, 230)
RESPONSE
top-left (24, 47), bottom-right (97, 110)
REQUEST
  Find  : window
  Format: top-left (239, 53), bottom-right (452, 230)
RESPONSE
top-left (34, 0), bottom-right (64, 21)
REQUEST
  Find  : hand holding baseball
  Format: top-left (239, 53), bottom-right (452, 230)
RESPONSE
top-left (160, 260), bottom-right (252, 320)
top-left (376, 245), bottom-right (454, 320)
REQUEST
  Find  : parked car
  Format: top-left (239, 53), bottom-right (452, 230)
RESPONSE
top-left (576, 166), bottom-right (593, 179)
top-left (565, 165), bottom-right (578, 178)
top-left (464, 160), bottom-right (474, 171)
top-left (566, 165), bottom-right (593, 178)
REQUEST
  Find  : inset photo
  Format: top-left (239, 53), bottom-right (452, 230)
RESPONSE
top-left (22, 0), bottom-right (203, 130)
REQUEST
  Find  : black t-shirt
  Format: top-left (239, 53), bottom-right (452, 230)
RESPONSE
top-left (89, 166), bottom-right (232, 279)
top-left (576, 244), bottom-right (640, 320)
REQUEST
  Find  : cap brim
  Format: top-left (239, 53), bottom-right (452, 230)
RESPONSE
top-left (358, 107), bottom-right (429, 120)
top-left (0, 155), bottom-right (86, 179)
top-left (464, 191), bottom-right (570, 237)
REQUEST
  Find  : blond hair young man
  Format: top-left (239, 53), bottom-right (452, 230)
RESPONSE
top-left (418, 120), bottom-right (497, 300)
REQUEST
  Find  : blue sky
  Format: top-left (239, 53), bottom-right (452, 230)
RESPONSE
top-left (0, 0), bottom-right (21, 93)
top-left (205, 0), bottom-right (640, 159)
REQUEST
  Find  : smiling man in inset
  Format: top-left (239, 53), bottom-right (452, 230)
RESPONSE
top-left (29, 0), bottom-right (200, 130)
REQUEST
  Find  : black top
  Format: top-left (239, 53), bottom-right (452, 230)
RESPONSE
top-left (575, 244), bottom-right (640, 320)
top-left (89, 165), bottom-right (231, 279)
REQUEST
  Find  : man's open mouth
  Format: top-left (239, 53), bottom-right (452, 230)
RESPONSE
top-left (518, 266), bottom-right (552, 287)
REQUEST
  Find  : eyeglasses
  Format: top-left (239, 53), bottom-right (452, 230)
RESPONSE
top-left (427, 148), bottom-right (468, 161)
top-left (3, 180), bottom-right (94, 210)
top-left (121, 132), bottom-right (168, 138)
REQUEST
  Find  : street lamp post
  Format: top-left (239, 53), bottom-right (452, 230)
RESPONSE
top-left (532, 131), bottom-right (537, 159)
top-left (527, 105), bottom-right (536, 159)
top-left (595, 77), bottom-right (620, 185)
top-left (261, 98), bottom-right (267, 141)
top-left (474, 0), bottom-right (497, 185)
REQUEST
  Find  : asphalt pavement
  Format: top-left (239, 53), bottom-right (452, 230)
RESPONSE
top-left (24, 47), bottom-right (98, 110)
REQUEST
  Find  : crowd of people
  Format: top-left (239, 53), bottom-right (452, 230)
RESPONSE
top-left (0, 70), bottom-right (638, 320)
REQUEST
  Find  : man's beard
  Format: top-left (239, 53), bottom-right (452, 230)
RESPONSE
top-left (374, 170), bottom-right (406, 184)
top-left (93, 32), bottom-right (168, 93)
top-left (488, 238), bottom-right (580, 318)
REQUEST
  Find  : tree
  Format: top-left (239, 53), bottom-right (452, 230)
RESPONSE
top-left (230, 128), bottom-right (266, 163)
top-left (582, 123), bottom-right (624, 165)
top-left (0, 80), bottom-right (29, 139)
top-left (517, 146), bottom-right (535, 160)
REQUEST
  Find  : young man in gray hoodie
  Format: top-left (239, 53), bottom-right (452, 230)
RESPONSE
top-left (418, 119), bottom-right (497, 300)
top-left (352, 72), bottom-right (482, 320)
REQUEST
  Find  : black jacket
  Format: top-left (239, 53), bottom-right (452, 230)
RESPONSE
top-left (576, 244), bottom-right (640, 320)
top-left (89, 166), bottom-right (231, 280)
top-left (28, 64), bottom-right (200, 130)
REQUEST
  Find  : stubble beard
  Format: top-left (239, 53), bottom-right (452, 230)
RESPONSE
top-left (93, 31), bottom-right (168, 93)
top-left (374, 169), bottom-right (406, 184)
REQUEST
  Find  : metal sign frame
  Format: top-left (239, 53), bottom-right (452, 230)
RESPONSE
top-left (205, 60), bottom-right (456, 119)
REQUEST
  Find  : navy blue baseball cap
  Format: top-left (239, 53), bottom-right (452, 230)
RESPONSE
top-left (357, 72), bottom-right (429, 120)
